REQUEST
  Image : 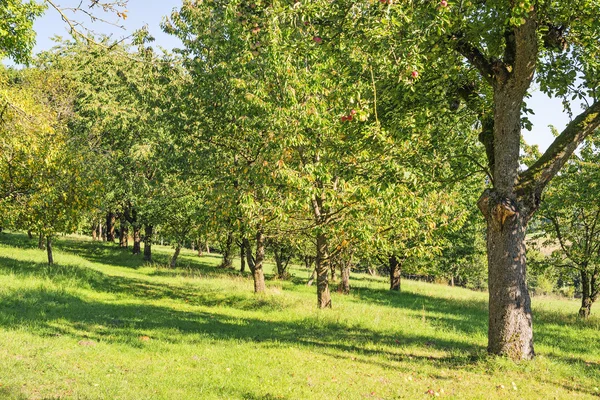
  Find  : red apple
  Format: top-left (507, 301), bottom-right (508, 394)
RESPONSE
top-left (440, 0), bottom-right (448, 6)
top-left (350, 109), bottom-right (357, 115)
top-left (346, 115), bottom-right (354, 121)
top-left (411, 70), bottom-right (419, 78)
top-left (312, 36), bottom-right (323, 44)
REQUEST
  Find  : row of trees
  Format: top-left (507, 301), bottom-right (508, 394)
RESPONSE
top-left (2, 0), bottom-right (600, 360)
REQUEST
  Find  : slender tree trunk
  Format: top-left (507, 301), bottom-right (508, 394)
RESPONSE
top-left (579, 271), bottom-right (592, 318)
top-left (98, 222), bottom-right (104, 241)
top-left (307, 268), bottom-right (316, 286)
top-left (220, 231), bottom-right (234, 268)
top-left (27, 230), bottom-right (33, 239)
top-left (205, 241), bottom-right (210, 254)
top-left (197, 238), bottom-right (203, 256)
top-left (46, 236), bottom-right (53, 265)
top-left (339, 262), bottom-right (350, 294)
top-left (92, 222), bottom-right (98, 241)
top-left (316, 232), bottom-right (332, 308)
top-left (143, 225), bottom-right (153, 262)
top-left (170, 244), bottom-right (181, 269)
top-left (240, 242), bottom-right (246, 273)
top-left (243, 238), bottom-right (255, 272)
top-left (252, 229), bottom-right (266, 294)
top-left (106, 212), bottom-right (116, 242)
top-left (38, 232), bottom-right (45, 249)
top-left (389, 255), bottom-right (401, 291)
top-left (330, 260), bottom-right (336, 282)
top-left (119, 216), bottom-right (129, 248)
top-left (132, 225), bottom-right (141, 255)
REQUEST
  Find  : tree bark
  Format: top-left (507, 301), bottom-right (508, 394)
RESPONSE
top-left (220, 230), bottom-right (234, 268)
top-left (27, 230), bottom-right (33, 240)
top-left (316, 231), bottom-right (332, 308)
top-left (132, 224), bottom-right (141, 255)
top-left (478, 190), bottom-right (534, 360)
top-left (252, 229), bottom-right (266, 294)
top-left (579, 271), bottom-right (592, 318)
top-left (240, 242), bottom-right (246, 273)
top-left (243, 238), bottom-right (255, 272)
top-left (106, 212), bottom-right (116, 242)
top-left (143, 225), bottom-right (153, 262)
top-left (38, 232), bottom-right (45, 249)
top-left (98, 222), bottom-right (104, 241)
top-left (170, 244), bottom-right (181, 269)
top-left (92, 222), bottom-right (98, 241)
top-left (46, 236), bottom-right (53, 265)
top-left (119, 216), bottom-right (129, 248)
top-left (339, 262), bottom-right (350, 294)
top-left (389, 255), bottom-right (401, 291)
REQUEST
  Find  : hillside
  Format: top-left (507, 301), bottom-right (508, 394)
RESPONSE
top-left (0, 232), bottom-right (598, 399)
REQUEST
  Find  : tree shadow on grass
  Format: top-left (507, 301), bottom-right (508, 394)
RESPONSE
top-left (0, 284), bottom-right (482, 368)
top-left (352, 286), bottom-right (600, 372)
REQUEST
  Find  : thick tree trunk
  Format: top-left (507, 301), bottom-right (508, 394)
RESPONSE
top-left (316, 232), bottom-right (332, 308)
top-left (240, 242), bottom-right (246, 273)
top-left (106, 212), bottom-right (116, 242)
top-left (170, 245), bottom-right (181, 269)
top-left (119, 216), bottom-right (129, 248)
top-left (252, 230), bottom-right (266, 294)
top-left (143, 225), bottom-right (153, 262)
top-left (132, 225), bottom-right (141, 255)
top-left (389, 255), bottom-right (401, 291)
top-left (46, 236), bottom-right (53, 265)
top-left (38, 232), bottom-right (45, 249)
top-left (479, 190), bottom-right (534, 360)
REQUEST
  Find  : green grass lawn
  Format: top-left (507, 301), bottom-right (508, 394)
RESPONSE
top-left (0, 232), bottom-right (599, 399)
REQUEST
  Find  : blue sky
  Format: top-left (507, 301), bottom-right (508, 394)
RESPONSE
top-left (29, 0), bottom-right (570, 152)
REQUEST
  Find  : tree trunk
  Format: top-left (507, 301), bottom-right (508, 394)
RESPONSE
top-left (98, 222), bottom-right (104, 241)
top-left (170, 245), bottom-right (181, 269)
top-left (389, 255), bottom-right (401, 291)
top-left (339, 262), bottom-right (350, 294)
top-left (579, 271), bottom-right (592, 318)
top-left (132, 225), bottom-right (141, 254)
top-left (316, 232), bottom-right (332, 308)
top-left (27, 230), bottom-right (33, 239)
top-left (243, 238), bottom-right (255, 272)
top-left (143, 225), bottom-right (153, 262)
top-left (46, 236), bottom-right (53, 265)
top-left (330, 261), bottom-right (336, 282)
top-left (38, 232), bottom-right (45, 249)
top-left (92, 222), bottom-right (98, 241)
top-left (106, 212), bottom-right (116, 242)
top-left (197, 238), bottom-right (203, 256)
top-left (479, 190), bottom-right (534, 360)
top-left (220, 231), bottom-right (234, 268)
top-left (205, 241), bottom-right (210, 254)
top-left (240, 242), bottom-right (246, 273)
top-left (252, 229), bottom-right (266, 294)
top-left (119, 216), bottom-right (129, 248)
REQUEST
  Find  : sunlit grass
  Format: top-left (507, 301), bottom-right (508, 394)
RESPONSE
top-left (0, 231), bottom-right (598, 399)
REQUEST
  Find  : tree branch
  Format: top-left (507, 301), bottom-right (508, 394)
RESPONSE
top-left (451, 33), bottom-right (495, 86)
top-left (517, 100), bottom-right (600, 194)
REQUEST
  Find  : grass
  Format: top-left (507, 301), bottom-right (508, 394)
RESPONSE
top-left (0, 232), bottom-right (599, 399)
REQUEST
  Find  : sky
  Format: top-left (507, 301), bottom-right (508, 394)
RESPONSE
top-left (28, 0), bottom-right (571, 152)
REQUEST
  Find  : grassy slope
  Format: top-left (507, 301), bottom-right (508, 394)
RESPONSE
top-left (0, 232), bottom-right (598, 400)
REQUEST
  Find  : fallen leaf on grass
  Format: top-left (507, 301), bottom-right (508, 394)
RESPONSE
top-left (78, 340), bottom-right (96, 347)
